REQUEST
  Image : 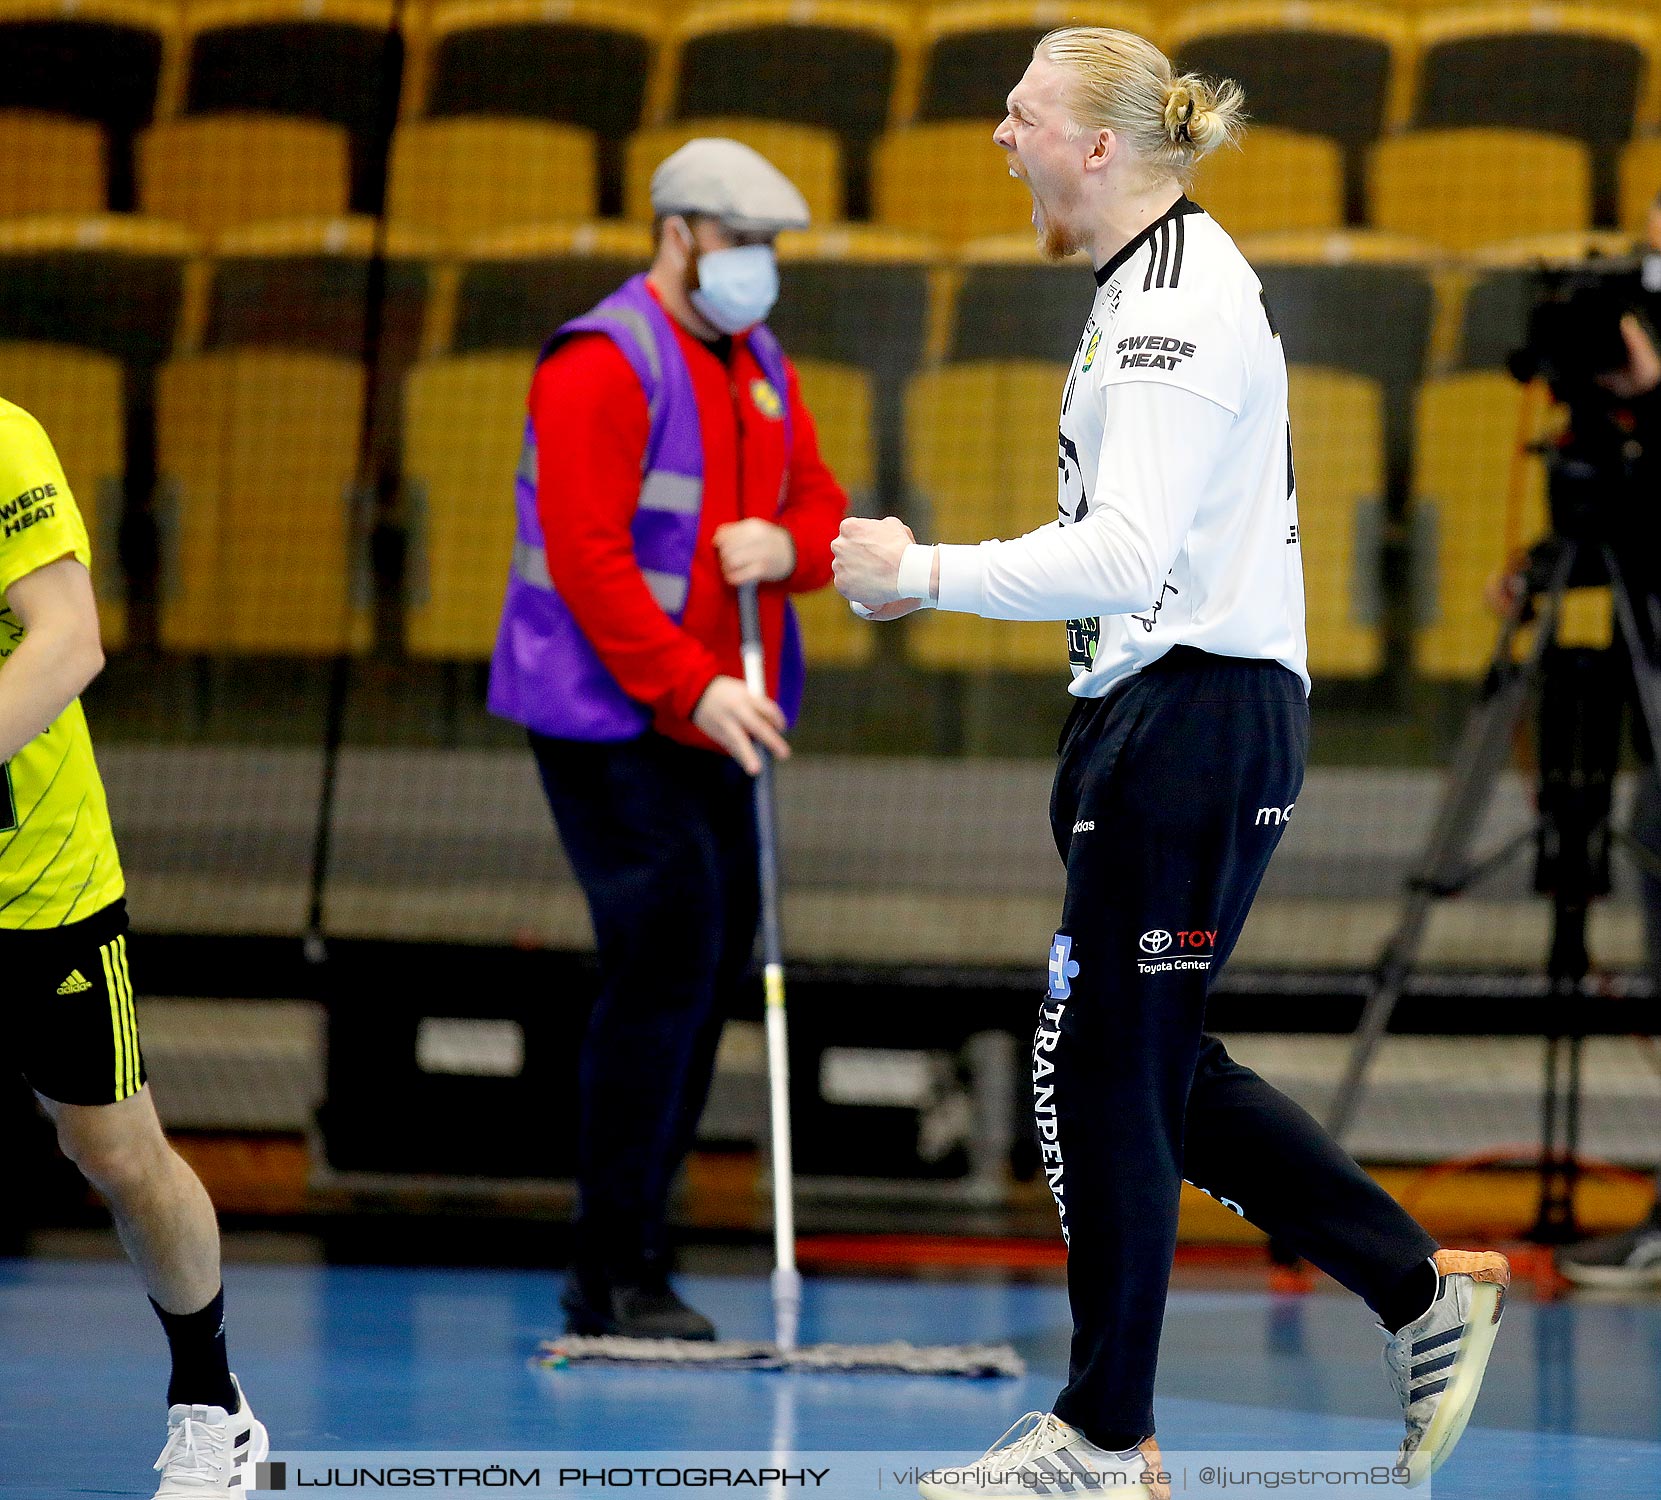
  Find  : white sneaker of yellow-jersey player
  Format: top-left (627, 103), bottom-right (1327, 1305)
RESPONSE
top-left (918, 1412), bottom-right (1170, 1498)
top-left (152, 1374), bottom-right (268, 1496)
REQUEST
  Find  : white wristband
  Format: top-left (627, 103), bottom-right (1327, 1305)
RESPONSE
top-left (896, 544), bottom-right (938, 607)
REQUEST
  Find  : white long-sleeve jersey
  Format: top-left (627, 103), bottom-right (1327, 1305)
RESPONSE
top-left (932, 196), bottom-right (1310, 699)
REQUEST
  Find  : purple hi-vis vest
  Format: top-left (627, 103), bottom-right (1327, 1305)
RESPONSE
top-left (487, 274), bottom-right (805, 741)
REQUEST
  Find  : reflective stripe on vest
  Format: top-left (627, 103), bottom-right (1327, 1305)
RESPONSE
top-left (509, 291), bottom-right (702, 608)
top-left (585, 305), bottom-right (663, 419)
top-left (513, 541), bottom-right (689, 614)
top-left (514, 447), bottom-right (700, 518)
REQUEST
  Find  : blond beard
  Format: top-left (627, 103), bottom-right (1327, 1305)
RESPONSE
top-left (1038, 214), bottom-right (1082, 261)
top-left (1029, 192), bottom-right (1082, 261)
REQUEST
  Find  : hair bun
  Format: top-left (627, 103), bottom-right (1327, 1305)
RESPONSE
top-left (1162, 73), bottom-right (1245, 157)
top-left (1163, 83), bottom-right (1197, 144)
top-left (1033, 28), bottom-right (1246, 184)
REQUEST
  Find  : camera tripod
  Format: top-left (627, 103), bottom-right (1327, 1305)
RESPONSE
top-left (1322, 532), bottom-right (1661, 1242)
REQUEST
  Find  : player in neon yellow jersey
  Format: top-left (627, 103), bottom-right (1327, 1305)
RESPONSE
top-left (0, 398), bottom-right (268, 1496)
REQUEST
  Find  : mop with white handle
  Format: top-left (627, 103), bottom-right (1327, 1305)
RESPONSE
top-left (540, 584), bottom-right (1022, 1379)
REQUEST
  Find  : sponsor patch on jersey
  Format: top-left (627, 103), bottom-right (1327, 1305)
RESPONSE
top-left (0, 482), bottom-right (58, 541)
top-left (1081, 329), bottom-right (1101, 371)
top-left (1066, 616), bottom-right (1099, 670)
top-left (749, 378), bottom-right (784, 420)
top-left (1115, 333), bottom-right (1197, 372)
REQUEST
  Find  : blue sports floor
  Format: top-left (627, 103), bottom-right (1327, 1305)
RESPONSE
top-left (3, 1259), bottom-right (1660, 1498)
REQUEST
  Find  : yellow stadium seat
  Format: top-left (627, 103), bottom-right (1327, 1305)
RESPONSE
top-left (170, 0), bottom-right (403, 108)
top-left (198, 215), bottom-right (440, 364)
top-left (0, 342), bottom-right (127, 646)
top-left (170, 0), bottom-right (403, 215)
top-left (189, 218), bottom-right (441, 507)
top-left (401, 351), bottom-right (530, 660)
top-left (0, 1), bottom-right (172, 101)
top-left (1224, 231), bottom-right (1437, 499)
top-left (1619, 135), bottom-right (1661, 234)
top-left (1286, 365), bottom-right (1382, 677)
top-left (948, 231), bottom-right (1089, 365)
top-left (386, 118), bottom-right (598, 237)
top-left (156, 349), bottom-right (370, 654)
top-left (1239, 227), bottom-right (1438, 264)
top-left (792, 359), bottom-right (875, 511)
top-left (873, 122), bottom-right (1032, 243)
top-left (771, 224), bottom-right (941, 374)
top-left (789, 357), bottom-right (875, 667)
top-left (450, 221), bottom-right (655, 355)
top-left (1190, 127), bottom-right (1343, 237)
top-left (1169, 3), bottom-right (1412, 220)
top-left (1167, 2), bottom-right (1413, 133)
top-left (138, 115), bottom-right (353, 238)
top-left (419, 0), bottom-right (657, 148)
top-left (768, 226), bottom-right (939, 531)
top-left (1411, 371), bottom-right (1554, 678)
top-left (1466, 229), bottom-right (1635, 263)
top-left (657, 1), bottom-right (912, 130)
top-left (913, 2), bottom-right (1156, 124)
top-left (659, 1), bottom-right (914, 214)
top-left (1370, 129), bottom-right (1592, 254)
top-left (1412, 7), bottom-right (1658, 142)
top-left (624, 121), bottom-right (844, 225)
top-left (0, 112), bottom-right (107, 217)
top-left (1411, 6), bottom-right (1658, 223)
top-left (791, 580), bottom-right (875, 670)
top-left (0, 0), bottom-right (171, 213)
top-left (904, 360), bottom-right (1065, 671)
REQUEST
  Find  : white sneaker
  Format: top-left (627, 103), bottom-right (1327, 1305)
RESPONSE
top-left (1382, 1249), bottom-right (1510, 1488)
top-left (917, 1411), bottom-right (1169, 1499)
top-left (1557, 1221), bottom-right (1661, 1287)
top-left (152, 1374), bottom-right (270, 1496)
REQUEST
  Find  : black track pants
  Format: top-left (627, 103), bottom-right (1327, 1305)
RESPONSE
top-left (1038, 648), bottom-right (1439, 1445)
top-left (531, 730), bottom-right (759, 1284)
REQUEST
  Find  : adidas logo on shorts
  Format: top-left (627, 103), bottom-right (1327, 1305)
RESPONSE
top-left (56, 969), bottom-right (93, 995)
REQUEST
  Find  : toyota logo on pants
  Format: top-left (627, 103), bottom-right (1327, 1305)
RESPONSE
top-left (1140, 929), bottom-right (1172, 954)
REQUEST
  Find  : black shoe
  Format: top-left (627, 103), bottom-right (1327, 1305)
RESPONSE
top-left (562, 1277), bottom-right (717, 1340)
top-left (1557, 1220), bottom-right (1661, 1288)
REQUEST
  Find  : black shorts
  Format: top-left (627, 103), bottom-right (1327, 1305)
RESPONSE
top-left (5, 898), bottom-right (145, 1106)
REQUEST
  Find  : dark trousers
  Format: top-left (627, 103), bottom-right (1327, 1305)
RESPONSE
top-left (1041, 648), bottom-right (1439, 1444)
top-left (531, 730), bottom-right (760, 1284)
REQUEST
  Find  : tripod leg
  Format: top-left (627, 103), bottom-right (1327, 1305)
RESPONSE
top-left (1530, 1029), bottom-right (1586, 1244)
top-left (1324, 670), bottom-right (1533, 1139)
top-left (1325, 545), bottom-right (1578, 1142)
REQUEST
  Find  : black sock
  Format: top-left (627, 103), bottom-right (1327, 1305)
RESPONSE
top-left (1083, 1428), bottom-right (1144, 1454)
top-left (1375, 1257), bottom-right (1439, 1335)
top-left (150, 1286), bottom-right (237, 1411)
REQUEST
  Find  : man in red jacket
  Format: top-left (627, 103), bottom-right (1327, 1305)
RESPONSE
top-left (489, 139), bottom-right (846, 1338)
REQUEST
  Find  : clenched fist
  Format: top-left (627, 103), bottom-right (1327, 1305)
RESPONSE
top-left (832, 516), bottom-right (923, 619)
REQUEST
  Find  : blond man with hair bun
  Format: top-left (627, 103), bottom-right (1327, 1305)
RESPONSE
top-left (835, 27), bottom-right (1509, 1498)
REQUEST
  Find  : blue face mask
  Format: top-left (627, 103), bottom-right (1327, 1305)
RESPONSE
top-left (688, 241), bottom-right (780, 335)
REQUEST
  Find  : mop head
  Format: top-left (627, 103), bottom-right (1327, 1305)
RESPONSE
top-left (538, 1336), bottom-right (1024, 1377)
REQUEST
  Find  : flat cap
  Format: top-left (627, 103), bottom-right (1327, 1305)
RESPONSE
top-left (650, 137), bottom-right (811, 235)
